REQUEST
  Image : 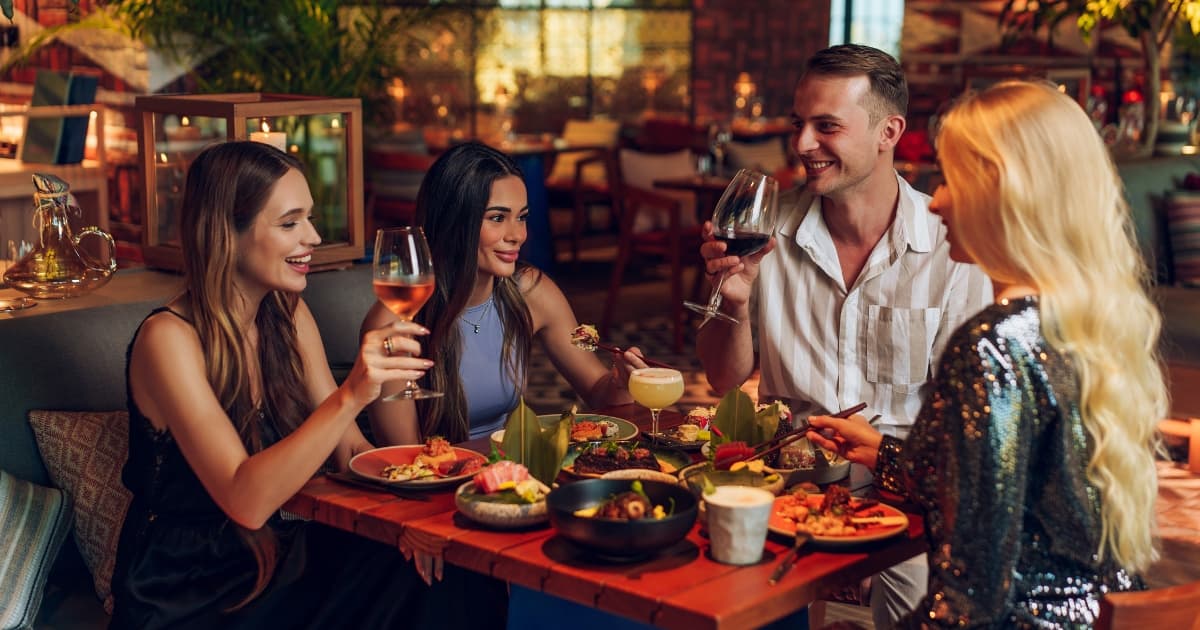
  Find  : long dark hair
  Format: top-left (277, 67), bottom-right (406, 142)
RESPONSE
top-left (178, 140), bottom-right (313, 608)
top-left (413, 141), bottom-right (535, 441)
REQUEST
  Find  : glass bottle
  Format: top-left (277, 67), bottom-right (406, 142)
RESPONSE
top-left (2, 173), bottom-right (116, 299)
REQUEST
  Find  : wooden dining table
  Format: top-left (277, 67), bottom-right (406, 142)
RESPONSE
top-left (283, 404), bottom-right (926, 629)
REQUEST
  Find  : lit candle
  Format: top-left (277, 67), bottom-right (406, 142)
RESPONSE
top-left (250, 121), bottom-right (287, 152)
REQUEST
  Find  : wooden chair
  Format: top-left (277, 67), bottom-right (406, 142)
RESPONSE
top-left (545, 118), bottom-right (621, 263)
top-left (600, 147), bottom-right (705, 353)
top-left (1096, 579), bottom-right (1200, 629)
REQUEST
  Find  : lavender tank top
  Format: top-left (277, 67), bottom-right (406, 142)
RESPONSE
top-left (457, 297), bottom-right (521, 439)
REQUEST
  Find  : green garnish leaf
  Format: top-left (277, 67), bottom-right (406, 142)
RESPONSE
top-left (631, 479), bottom-right (647, 498)
top-left (500, 398), bottom-right (570, 486)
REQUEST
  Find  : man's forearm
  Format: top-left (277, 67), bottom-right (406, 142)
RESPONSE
top-left (696, 302), bottom-right (755, 395)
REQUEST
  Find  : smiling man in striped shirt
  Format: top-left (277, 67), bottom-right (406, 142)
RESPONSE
top-left (696, 44), bottom-right (992, 626)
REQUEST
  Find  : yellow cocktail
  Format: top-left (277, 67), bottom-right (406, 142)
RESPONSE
top-left (629, 367), bottom-right (684, 438)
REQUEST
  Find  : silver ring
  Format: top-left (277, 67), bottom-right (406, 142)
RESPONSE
top-left (383, 336), bottom-right (394, 356)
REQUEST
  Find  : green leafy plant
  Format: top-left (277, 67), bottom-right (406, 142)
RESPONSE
top-left (1000, 0), bottom-right (1200, 157)
top-left (2, 0), bottom-right (432, 126)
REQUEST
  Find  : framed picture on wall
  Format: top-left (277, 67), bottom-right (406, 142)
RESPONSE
top-left (1045, 68), bottom-right (1091, 108)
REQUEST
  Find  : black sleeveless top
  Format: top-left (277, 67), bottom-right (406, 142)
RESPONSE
top-left (109, 308), bottom-right (428, 629)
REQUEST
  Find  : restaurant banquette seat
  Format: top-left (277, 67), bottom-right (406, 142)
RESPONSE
top-left (0, 265), bottom-right (375, 627)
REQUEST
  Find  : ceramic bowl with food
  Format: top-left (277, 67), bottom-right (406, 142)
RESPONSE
top-left (455, 480), bottom-right (550, 529)
top-left (546, 478), bottom-right (697, 559)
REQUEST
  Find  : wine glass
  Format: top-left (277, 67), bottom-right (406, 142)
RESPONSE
top-left (683, 168), bottom-right (779, 326)
top-left (373, 227), bottom-right (442, 400)
top-left (628, 367), bottom-right (684, 441)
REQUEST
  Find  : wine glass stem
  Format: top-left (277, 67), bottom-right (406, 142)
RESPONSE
top-left (704, 270), bottom-right (729, 316)
top-left (650, 408), bottom-right (661, 437)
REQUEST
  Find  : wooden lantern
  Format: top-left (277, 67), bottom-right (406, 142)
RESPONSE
top-left (134, 93), bottom-right (364, 271)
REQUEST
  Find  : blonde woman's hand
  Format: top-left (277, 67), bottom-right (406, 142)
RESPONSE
top-left (345, 321), bottom-right (432, 407)
top-left (806, 414), bottom-right (883, 470)
top-left (698, 221), bottom-right (776, 308)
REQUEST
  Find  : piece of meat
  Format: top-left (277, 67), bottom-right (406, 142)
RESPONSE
top-left (473, 460), bottom-right (531, 493)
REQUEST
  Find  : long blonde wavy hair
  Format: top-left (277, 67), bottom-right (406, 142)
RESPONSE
top-left (936, 81), bottom-right (1166, 572)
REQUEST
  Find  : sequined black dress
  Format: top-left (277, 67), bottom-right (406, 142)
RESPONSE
top-left (109, 308), bottom-right (507, 629)
top-left (875, 297), bottom-right (1141, 628)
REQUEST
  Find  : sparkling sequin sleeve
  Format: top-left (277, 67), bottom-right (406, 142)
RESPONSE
top-left (893, 316), bottom-right (1039, 628)
top-left (873, 435), bottom-right (906, 496)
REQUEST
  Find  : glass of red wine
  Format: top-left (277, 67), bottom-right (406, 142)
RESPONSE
top-left (373, 226), bottom-right (442, 400)
top-left (683, 168), bottom-right (779, 326)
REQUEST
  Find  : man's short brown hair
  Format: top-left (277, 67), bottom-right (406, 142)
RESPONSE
top-left (800, 44), bottom-right (908, 124)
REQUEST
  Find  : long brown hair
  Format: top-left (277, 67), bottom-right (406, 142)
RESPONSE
top-left (178, 141), bottom-right (314, 606)
top-left (413, 142), bottom-right (536, 442)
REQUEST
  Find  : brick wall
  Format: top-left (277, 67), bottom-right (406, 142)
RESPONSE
top-left (692, 0), bottom-right (830, 123)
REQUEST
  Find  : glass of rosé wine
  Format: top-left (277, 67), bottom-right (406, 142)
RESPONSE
top-left (683, 168), bottom-right (779, 327)
top-left (373, 226), bottom-right (442, 400)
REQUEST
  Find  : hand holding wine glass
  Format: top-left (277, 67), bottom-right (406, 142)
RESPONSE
top-left (685, 169), bottom-right (779, 326)
top-left (373, 227), bottom-right (442, 400)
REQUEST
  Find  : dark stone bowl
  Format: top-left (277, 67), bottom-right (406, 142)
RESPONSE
top-left (546, 479), bottom-right (698, 558)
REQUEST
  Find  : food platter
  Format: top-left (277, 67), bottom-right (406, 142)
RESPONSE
top-left (546, 414), bottom-right (638, 444)
top-left (561, 444), bottom-right (690, 479)
top-left (349, 445), bottom-right (486, 489)
top-left (651, 424), bottom-right (708, 451)
top-left (768, 493), bottom-right (909, 547)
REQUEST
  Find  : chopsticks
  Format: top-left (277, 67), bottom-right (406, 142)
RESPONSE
top-left (325, 471), bottom-right (431, 501)
top-left (592, 341), bottom-right (677, 370)
top-left (716, 402), bottom-right (867, 469)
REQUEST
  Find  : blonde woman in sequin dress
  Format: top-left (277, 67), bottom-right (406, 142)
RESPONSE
top-left (807, 81), bottom-right (1166, 627)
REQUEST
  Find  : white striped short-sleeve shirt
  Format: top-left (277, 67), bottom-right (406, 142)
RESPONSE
top-left (753, 173), bottom-right (992, 438)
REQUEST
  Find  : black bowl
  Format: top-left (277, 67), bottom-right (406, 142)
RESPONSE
top-left (546, 479), bottom-right (698, 558)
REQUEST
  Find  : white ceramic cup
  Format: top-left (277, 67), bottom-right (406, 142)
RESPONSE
top-left (704, 486), bottom-right (775, 565)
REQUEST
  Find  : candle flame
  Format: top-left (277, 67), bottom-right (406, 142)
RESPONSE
top-left (261, 120), bottom-right (271, 133)
top-left (181, 116), bottom-right (190, 126)
top-left (331, 118), bottom-right (341, 129)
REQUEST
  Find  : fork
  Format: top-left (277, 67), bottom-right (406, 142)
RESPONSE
top-left (768, 530), bottom-right (813, 585)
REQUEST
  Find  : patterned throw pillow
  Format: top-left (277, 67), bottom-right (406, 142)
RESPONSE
top-left (0, 470), bottom-right (73, 630)
top-left (28, 410), bottom-right (131, 615)
top-left (1166, 189), bottom-right (1200, 287)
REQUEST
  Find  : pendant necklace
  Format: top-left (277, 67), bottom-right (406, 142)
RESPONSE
top-left (461, 298), bottom-right (492, 334)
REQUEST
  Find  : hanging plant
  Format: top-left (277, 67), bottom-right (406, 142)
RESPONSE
top-left (1000, 0), bottom-right (1200, 158)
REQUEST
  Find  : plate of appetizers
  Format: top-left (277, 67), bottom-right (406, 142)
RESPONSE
top-left (768, 486), bottom-right (909, 547)
top-left (349, 437), bottom-right (487, 489)
top-left (561, 442), bottom-right (690, 479)
top-left (549, 414), bottom-right (638, 444)
top-left (455, 461), bottom-right (551, 529)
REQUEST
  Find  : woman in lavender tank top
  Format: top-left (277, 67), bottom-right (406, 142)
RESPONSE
top-left (363, 142), bottom-right (647, 444)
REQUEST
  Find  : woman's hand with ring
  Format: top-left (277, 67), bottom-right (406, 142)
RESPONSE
top-left (345, 321), bottom-right (432, 406)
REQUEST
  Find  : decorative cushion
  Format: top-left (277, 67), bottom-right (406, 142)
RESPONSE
top-left (1166, 189), bottom-right (1200, 287)
top-left (0, 470), bottom-right (73, 630)
top-left (28, 410), bottom-right (131, 615)
top-left (618, 148), bottom-right (698, 233)
top-left (725, 138), bottom-right (788, 175)
top-left (548, 118), bottom-right (621, 187)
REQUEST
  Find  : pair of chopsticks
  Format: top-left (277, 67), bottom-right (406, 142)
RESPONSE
top-left (591, 341), bottom-right (677, 370)
top-left (715, 402), bottom-right (867, 469)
